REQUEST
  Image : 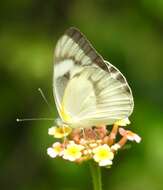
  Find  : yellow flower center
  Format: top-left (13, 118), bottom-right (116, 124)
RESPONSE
top-left (93, 145), bottom-right (114, 163)
top-left (67, 146), bottom-right (80, 156)
top-left (53, 126), bottom-right (72, 138)
top-left (97, 149), bottom-right (111, 160)
top-left (53, 146), bottom-right (62, 153)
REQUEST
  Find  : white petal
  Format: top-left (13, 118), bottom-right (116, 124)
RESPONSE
top-left (52, 142), bottom-right (60, 147)
top-left (134, 134), bottom-right (141, 143)
top-left (63, 154), bottom-right (69, 160)
top-left (48, 127), bottom-right (56, 135)
top-left (111, 144), bottom-right (121, 151)
top-left (119, 127), bottom-right (126, 136)
top-left (127, 136), bottom-right (135, 141)
top-left (99, 160), bottom-right (113, 166)
top-left (47, 148), bottom-right (57, 158)
top-left (93, 154), bottom-right (100, 162)
top-left (63, 154), bottom-right (75, 161)
top-left (103, 144), bottom-right (111, 150)
top-left (68, 157), bottom-right (76, 161)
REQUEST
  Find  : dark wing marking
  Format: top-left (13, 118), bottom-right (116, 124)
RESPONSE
top-left (54, 27), bottom-right (108, 70)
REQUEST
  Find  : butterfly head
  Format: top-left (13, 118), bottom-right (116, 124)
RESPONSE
top-left (55, 117), bottom-right (66, 127)
top-left (55, 117), bottom-right (74, 129)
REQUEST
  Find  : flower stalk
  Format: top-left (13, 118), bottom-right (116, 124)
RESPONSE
top-left (89, 161), bottom-right (102, 190)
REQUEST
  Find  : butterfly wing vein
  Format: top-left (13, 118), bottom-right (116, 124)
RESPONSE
top-left (53, 27), bottom-right (134, 128)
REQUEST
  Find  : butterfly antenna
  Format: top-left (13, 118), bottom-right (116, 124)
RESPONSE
top-left (38, 88), bottom-right (53, 113)
top-left (16, 118), bottom-right (54, 122)
top-left (16, 88), bottom-right (55, 123)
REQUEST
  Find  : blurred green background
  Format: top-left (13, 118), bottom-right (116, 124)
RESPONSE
top-left (1, 0), bottom-right (163, 190)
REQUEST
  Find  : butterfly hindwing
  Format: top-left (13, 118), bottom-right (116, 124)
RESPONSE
top-left (53, 27), bottom-right (134, 127)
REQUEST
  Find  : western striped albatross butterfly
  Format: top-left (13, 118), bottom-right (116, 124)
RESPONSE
top-left (53, 27), bottom-right (134, 128)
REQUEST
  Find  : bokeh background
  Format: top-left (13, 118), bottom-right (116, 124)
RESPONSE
top-left (1, 0), bottom-right (163, 190)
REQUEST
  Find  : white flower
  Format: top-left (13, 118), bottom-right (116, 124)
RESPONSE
top-left (47, 142), bottom-right (63, 158)
top-left (93, 144), bottom-right (114, 167)
top-left (48, 127), bottom-right (56, 135)
top-left (48, 126), bottom-right (72, 138)
top-left (47, 148), bottom-right (57, 158)
top-left (63, 141), bottom-right (84, 161)
top-left (111, 143), bottom-right (121, 151)
top-left (119, 128), bottom-right (141, 143)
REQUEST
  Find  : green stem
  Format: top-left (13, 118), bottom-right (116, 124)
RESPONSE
top-left (89, 162), bottom-right (102, 190)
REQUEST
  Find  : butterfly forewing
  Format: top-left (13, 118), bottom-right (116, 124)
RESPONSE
top-left (53, 27), bottom-right (134, 128)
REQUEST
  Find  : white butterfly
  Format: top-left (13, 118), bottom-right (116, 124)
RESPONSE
top-left (53, 27), bottom-right (134, 128)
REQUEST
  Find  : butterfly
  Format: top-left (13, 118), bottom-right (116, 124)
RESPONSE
top-left (53, 27), bottom-right (134, 128)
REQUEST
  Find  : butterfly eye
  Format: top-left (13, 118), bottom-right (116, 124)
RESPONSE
top-left (63, 73), bottom-right (70, 79)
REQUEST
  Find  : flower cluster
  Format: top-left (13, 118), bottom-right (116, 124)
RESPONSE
top-left (47, 118), bottom-right (141, 167)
